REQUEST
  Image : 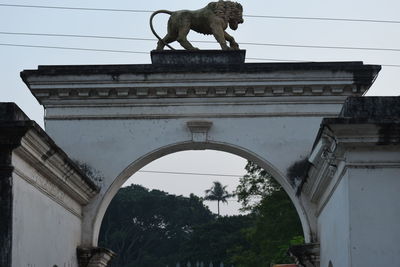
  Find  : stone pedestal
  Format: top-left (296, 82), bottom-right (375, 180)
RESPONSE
top-left (151, 50), bottom-right (246, 65)
top-left (77, 247), bottom-right (116, 267)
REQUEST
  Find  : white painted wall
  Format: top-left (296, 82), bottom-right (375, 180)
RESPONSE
top-left (45, 114), bottom-right (325, 244)
top-left (318, 155), bottom-right (400, 267)
top-left (45, 116), bottom-right (323, 186)
top-left (12, 155), bottom-right (82, 267)
top-left (318, 172), bottom-right (350, 267)
top-left (348, 167), bottom-right (400, 267)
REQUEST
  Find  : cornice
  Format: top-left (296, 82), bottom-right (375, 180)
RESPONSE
top-left (21, 62), bottom-right (380, 106)
top-left (14, 128), bottom-right (99, 205)
top-left (27, 84), bottom-right (364, 105)
top-left (0, 118), bottom-right (99, 206)
top-left (305, 120), bottom-right (400, 212)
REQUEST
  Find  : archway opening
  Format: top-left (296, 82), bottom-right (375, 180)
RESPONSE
top-left (97, 148), bottom-right (306, 266)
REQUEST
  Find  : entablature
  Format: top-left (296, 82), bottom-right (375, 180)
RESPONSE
top-left (304, 97), bottom-right (400, 213)
top-left (21, 62), bottom-right (380, 107)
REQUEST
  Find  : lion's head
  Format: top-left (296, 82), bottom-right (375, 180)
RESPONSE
top-left (209, 0), bottom-right (244, 30)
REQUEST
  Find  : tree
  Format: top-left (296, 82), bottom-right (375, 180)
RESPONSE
top-left (99, 184), bottom-right (254, 266)
top-left (204, 181), bottom-right (233, 216)
top-left (99, 184), bottom-right (215, 267)
top-left (231, 161), bottom-right (304, 266)
top-left (180, 215), bottom-right (253, 265)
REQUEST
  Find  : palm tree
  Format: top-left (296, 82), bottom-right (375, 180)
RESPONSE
top-left (204, 181), bottom-right (233, 216)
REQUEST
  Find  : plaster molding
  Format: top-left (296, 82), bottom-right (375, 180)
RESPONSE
top-left (29, 84), bottom-right (361, 105)
top-left (41, 95), bottom-right (350, 121)
top-left (13, 129), bottom-right (98, 205)
top-left (187, 120), bottom-right (213, 142)
top-left (44, 112), bottom-right (341, 121)
top-left (306, 120), bottom-right (400, 213)
top-left (22, 63), bottom-right (379, 107)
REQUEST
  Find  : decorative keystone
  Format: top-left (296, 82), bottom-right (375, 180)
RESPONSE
top-left (186, 121), bottom-right (213, 142)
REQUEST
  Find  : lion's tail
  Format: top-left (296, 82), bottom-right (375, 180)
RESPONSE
top-left (150, 10), bottom-right (175, 50)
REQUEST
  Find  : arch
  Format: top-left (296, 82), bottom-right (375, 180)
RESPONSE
top-left (89, 140), bottom-right (313, 246)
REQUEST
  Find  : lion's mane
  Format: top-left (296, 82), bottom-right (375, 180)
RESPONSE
top-left (207, 0), bottom-right (243, 24)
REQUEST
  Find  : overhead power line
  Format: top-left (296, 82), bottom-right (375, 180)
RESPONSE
top-left (138, 170), bottom-right (243, 178)
top-left (244, 14), bottom-right (400, 24)
top-left (1, 3), bottom-right (400, 24)
top-left (1, 42), bottom-right (400, 68)
top-left (0, 31), bottom-right (155, 42)
top-left (0, 3), bottom-right (153, 13)
top-left (0, 43), bottom-right (148, 54)
top-left (2, 31), bottom-right (400, 53)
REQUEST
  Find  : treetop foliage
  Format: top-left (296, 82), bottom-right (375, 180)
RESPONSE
top-left (99, 162), bottom-right (304, 267)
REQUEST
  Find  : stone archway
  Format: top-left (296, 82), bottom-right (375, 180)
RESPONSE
top-left (21, 59), bottom-right (380, 266)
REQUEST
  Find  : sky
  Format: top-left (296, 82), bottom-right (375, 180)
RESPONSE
top-left (1, 0), bottom-right (399, 215)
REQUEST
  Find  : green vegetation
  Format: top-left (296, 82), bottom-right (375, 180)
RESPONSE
top-left (204, 181), bottom-right (234, 216)
top-left (99, 161), bottom-right (303, 267)
top-left (232, 162), bottom-right (304, 266)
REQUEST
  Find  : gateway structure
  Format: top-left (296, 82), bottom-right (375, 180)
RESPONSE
top-left (1, 51), bottom-right (399, 267)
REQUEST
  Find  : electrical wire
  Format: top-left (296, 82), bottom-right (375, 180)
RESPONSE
top-left (138, 170), bottom-right (243, 178)
top-left (0, 3), bottom-right (153, 13)
top-left (2, 31), bottom-right (400, 53)
top-left (1, 42), bottom-right (400, 68)
top-left (1, 3), bottom-right (400, 24)
top-left (0, 43), bottom-right (148, 54)
top-left (244, 14), bottom-right (400, 24)
top-left (246, 57), bottom-right (400, 68)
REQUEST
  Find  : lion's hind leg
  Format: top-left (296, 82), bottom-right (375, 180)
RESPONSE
top-left (177, 26), bottom-right (199, 51)
top-left (156, 32), bottom-right (177, 50)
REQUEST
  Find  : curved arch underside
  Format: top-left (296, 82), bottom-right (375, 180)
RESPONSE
top-left (89, 140), bottom-right (314, 246)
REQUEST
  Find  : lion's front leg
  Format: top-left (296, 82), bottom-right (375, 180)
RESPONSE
top-left (211, 25), bottom-right (230, 50)
top-left (224, 31), bottom-right (239, 50)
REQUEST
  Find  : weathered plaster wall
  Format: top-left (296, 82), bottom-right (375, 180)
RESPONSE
top-left (319, 166), bottom-right (400, 267)
top-left (45, 115), bottom-right (323, 244)
top-left (45, 116), bottom-right (323, 187)
top-left (348, 167), bottom-right (400, 266)
top-left (318, 172), bottom-right (350, 267)
top-left (11, 153), bottom-right (82, 267)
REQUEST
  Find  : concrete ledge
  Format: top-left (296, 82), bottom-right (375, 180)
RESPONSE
top-left (0, 103), bottom-right (30, 122)
top-left (340, 96), bottom-right (400, 119)
top-left (150, 50), bottom-right (246, 65)
top-left (0, 103), bottom-right (100, 197)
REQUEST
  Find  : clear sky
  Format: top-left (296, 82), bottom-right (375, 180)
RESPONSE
top-left (1, 0), bottom-right (399, 215)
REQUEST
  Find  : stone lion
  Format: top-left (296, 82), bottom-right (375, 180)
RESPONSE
top-left (150, 0), bottom-right (244, 51)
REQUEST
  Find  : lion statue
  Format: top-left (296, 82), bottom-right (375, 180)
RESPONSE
top-left (150, 0), bottom-right (244, 51)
